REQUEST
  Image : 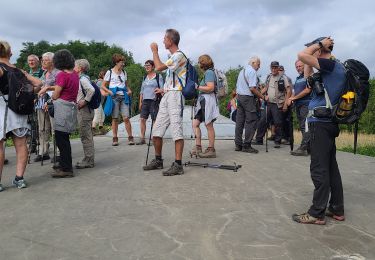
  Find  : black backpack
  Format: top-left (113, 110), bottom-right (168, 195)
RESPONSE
top-left (0, 63), bottom-right (35, 115)
top-left (332, 59), bottom-right (370, 124)
top-left (80, 75), bottom-right (101, 110)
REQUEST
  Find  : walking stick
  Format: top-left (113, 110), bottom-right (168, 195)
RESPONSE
top-left (41, 111), bottom-right (47, 166)
top-left (189, 100), bottom-right (198, 158)
top-left (265, 101), bottom-right (268, 153)
top-left (145, 119), bottom-right (154, 166)
top-left (353, 121), bottom-right (358, 154)
top-left (289, 107), bottom-right (294, 152)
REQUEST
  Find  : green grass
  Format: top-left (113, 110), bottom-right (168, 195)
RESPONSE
top-left (339, 145), bottom-right (375, 157)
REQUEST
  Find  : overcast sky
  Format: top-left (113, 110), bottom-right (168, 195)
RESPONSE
top-left (1, 0), bottom-right (374, 80)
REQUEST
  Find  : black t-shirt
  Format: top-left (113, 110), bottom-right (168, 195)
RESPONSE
top-left (0, 63), bottom-right (9, 95)
top-left (318, 58), bottom-right (335, 73)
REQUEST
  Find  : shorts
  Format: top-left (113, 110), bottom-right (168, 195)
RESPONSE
top-left (194, 98), bottom-right (206, 123)
top-left (112, 95), bottom-right (130, 119)
top-left (140, 99), bottom-right (157, 121)
top-left (152, 91), bottom-right (184, 141)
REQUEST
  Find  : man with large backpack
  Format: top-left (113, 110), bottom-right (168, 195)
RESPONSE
top-left (292, 37), bottom-right (347, 225)
top-left (143, 29), bottom-right (187, 176)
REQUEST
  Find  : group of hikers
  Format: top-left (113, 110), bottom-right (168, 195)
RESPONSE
top-left (0, 28), bottom-right (356, 225)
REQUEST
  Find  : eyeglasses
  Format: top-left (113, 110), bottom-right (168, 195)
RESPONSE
top-left (144, 64), bottom-right (151, 67)
top-left (118, 76), bottom-right (123, 83)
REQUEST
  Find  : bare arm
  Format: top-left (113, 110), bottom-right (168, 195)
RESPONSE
top-left (52, 85), bottom-right (62, 100)
top-left (250, 87), bottom-right (264, 100)
top-left (197, 81), bottom-right (214, 93)
top-left (150, 43), bottom-right (168, 71)
top-left (298, 37), bottom-right (334, 70)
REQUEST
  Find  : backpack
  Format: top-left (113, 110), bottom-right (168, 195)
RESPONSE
top-left (0, 63), bottom-right (35, 115)
top-left (80, 75), bottom-right (101, 110)
top-left (176, 51), bottom-right (198, 100)
top-left (331, 59), bottom-right (370, 124)
top-left (214, 69), bottom-right (228, 99)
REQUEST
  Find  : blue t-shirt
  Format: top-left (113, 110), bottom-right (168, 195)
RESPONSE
top-left (294, 74), bottom-right (311, 106)
top-left (236, 65), bottom-right (257, 96)
top-left (308, 58), bottom-right (346, 123)
top-left (140, 74), bottom-right (164, 100)
top-left (199, 69), bottom-right (216, 89)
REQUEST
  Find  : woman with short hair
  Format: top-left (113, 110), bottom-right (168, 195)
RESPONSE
top-left (102, 53), bottom-right (134, 146)
top-left (92, 69), bottom-right (106, 135)
top-left (39, 49), bottom-right (79, 178)
top-left (0, 40), bottom-right (41, 190)
top-left (191, 54), bottom-right (220, 158)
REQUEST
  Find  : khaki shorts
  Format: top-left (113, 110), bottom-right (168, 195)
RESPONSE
top-left (152, 91), bottom-right (184, 141)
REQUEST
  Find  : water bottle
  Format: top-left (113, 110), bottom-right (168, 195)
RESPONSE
top-left (337, 91), bottom-right (355, 117)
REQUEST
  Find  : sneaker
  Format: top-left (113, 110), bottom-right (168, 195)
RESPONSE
top-left (162, 162), bottom-right (184, 176)
top-left (242, 146), bottom-right (258, 154)
top-left (128, 136), bottom-right (135, 145)
top-left (143, 159), bottom-right (163, 171)
top-left (274, 142), bottom-right (281, 148)
top-left (34, 154), bottom-right (51, 162)
top-left (292, 212), bottom-right (326, 225)
top-left (235, 145), bottom-right (242, 151)
top-left (75, 161), bottom-right (94, 169)
top-left (190, 145), bottom-right (202, 157)
top-left (12, 178), bottom-right (27, 189)
top-left (290, 147), bottom-right (309, 156)
top-left (198, 147), bottom-right (216, 158)
top-left (136, 138), bottom-right (146, 145)
top-left (112, 137), bottom-right (119, 146)
top-left (51, 169), bottom-right (74, 178)
top-left (0, 184), bottom-right (4, 192)
top-left (325, 209), bottom-right (345, 221)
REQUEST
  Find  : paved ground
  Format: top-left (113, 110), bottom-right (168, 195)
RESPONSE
top-left (0, 137), bottom-right (374, 260)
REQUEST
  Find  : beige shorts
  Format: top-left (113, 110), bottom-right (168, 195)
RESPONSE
top-left (152, 91), bottom-right (184, 141)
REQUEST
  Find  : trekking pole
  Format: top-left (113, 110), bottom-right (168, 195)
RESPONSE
top-left (184, 161), bottom-right (242, 173)
top-left (189, 101), bottom-right (198, 158)
top-left (145, 119), bottom-right (154, 166)
top-left (53, 132), bottom-right (57, 168)
top-left (353, 121), bottom-right (358, 154)
top-left (289, 107), bottom-right (294, 152)
top-left (41, 111), bottom-right (47, 166)
top-left (265, 101), bottom-right (268, 153)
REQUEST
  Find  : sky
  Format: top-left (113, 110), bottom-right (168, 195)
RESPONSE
top-left (1, 0), bottom-right (374, 81)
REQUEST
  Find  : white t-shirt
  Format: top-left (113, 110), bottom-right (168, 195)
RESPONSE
top-left (104, 69), bottom-right (127, 87)
top-left (164, 51), bottom-right (187, 91)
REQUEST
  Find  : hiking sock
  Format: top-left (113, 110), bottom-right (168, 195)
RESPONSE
top-left (175, 160), bottom-right (182, 166)
top-left (156, 155), bottom-right (162, 161)
top-left (15, 176), bottom-right (24, 181)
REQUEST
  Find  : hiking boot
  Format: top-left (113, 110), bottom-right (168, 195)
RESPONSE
top-left (162, 162), bottom-right (184, 176)
top-left (128, 136), bottom-right (135, 145)
top-left (281, 138), bottom-right (290, 145)
top-left (0, 184), bottom-right (4, 192)
top-left (98, 127), bottom-right (107, 135)
top-left (136, 138), bottom-right (146, 145)
top-left (325, 209), bottom-right (345, 221)
top-left (242, 146), bottom-right (258, 154)
top-left (274, 142), bottom-right (281, 148)
top-left (34, 154), bottom-right (50, 162)
top-left (267, 135), bottom-right (275, 141)
top-left (12, 178), bottom-right (27, 189)
top-left (292, 212), bottom-right (326, 225)
top-left (51, 169), bottom-right (74, 178)
top-left (290, 147), bottom-right (309, 156)
top-left (52, 162), bottom-right (62, 170)
top-left (112, 137), bottom-right (119, 146)
top-left (143, 159), bottom-right (163, 171)
top-left (190, 145), bottom-right (202, 157)
top-left (75, 161), bottom-right (94, 169)
top-left (92, 128), bottom-right (99, 136)
top-left (235, 145), bottom-right (242, 151)
top-left (198, 147), bottom-right (216, 158)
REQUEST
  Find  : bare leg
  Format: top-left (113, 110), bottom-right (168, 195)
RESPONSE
top-left (123, 117), bottom-right (133, 137)
top-left (112, 119), bottom-right (118, 137)
top-left (153, 136), bottom-right (163, 156)
top-left (175, 139), bottom-right (184, 161)
top-left (13, 136), bottom-right (28, 178)
top-left (140, 118), bottom-right (146, 139)
top-left (206, 122), bottom-right (215, 148)
top-left (193, 119), bottom-right (202, 146)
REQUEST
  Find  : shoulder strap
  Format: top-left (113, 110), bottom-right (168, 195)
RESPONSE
top-left (156, 73), bottom-right (160, 88)
top-left (242, 69), bottom-right (250, 87)
top-left (265, 74), bottom-right (271, 86)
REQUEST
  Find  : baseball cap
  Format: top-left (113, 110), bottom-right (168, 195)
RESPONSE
top-left (304, 36), bottom-right (326, 47)
top-left (270, 61), bottom-right (279, 67)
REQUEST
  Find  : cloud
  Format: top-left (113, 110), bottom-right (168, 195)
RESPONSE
top-left (1, 0), bottom-right (374, 80)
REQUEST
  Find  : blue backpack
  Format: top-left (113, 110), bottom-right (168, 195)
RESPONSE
top-left (80, 75), bottom-right (102, 109)
top-left (175, 51), bottom-right (198, 100)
